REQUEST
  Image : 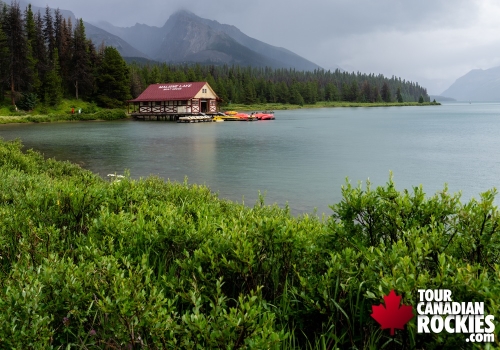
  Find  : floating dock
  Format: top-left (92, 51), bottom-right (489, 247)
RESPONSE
top-left (177, 116), bottom-right (214, 123)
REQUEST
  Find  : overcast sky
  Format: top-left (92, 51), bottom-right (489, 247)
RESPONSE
top-left (25, 0), bottom-right (500, 94)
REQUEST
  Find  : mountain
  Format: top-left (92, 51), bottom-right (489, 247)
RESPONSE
top-left (92, 10), bottom-right (322, 70)
top-left (429, 95), bottom-right (456, 102)
top-left (83, 22), bottom-right (150, 59)
top-left (441, 66), bottom-right (500, 101)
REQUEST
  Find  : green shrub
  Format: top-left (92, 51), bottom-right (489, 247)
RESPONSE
top-left (0, 139), bottom-right (498, 349)
top-left (93, 109), bottom-right (127, 120)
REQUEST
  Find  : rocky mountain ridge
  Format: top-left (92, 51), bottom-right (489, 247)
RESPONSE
top-left (441, 66), bottom-right (500, 101)
top-left (91, 10), bottom-right (322, 70)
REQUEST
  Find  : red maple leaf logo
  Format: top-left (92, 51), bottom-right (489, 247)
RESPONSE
top-left (371, 290), bottom-right (414, 335)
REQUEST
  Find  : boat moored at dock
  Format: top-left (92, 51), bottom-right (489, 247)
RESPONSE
top-left (252, 111), bottom-right (275, 120)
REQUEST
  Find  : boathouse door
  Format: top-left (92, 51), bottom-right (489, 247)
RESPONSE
top-left (201, 100), bottom-right (208, 113)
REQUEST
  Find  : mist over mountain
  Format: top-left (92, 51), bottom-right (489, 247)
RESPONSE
top-left (441, 66), bottom-right (500, 101)
top-left (91, 10), bottom-right (323, 70)
top-left (84, 22), bottom-right (150, 59)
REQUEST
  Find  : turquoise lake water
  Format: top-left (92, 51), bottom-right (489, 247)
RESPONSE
top-left (2, 102), bottom-right (500, 215)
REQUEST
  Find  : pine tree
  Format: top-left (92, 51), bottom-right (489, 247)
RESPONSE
top-left (244, 80), bottom-right (257, 104)
top-left (43, 6), bottom-right (55, 61)
top-left (44, 48), bottom-right (63, 106)
top-left (71, 19), bottom-right (93, 99)
top-left (349, 81), bottom-right (359, 102)
top-left (396, 86), bottom-right (403, 103)
top-left (57, 16), bottom-right (73, 95)
top-left (24, 4), bottom-right (40, 92)
top-left (325, 82), bottom-right (339, 101)
top-left (341, 82), bottom-right (350, 101)
top-left (360, 80), bottom-right (371, 102)
top-left (5, 1), bottom-right (29, 105)
top-left (0, 18), bottom-right (11, 95)
top-left (95, 46), bottom-right (131, 108)
top-left (381, 82), bottom-right (391, 102)
top-left (33, 11), bottom-right (47, 86)
top-left (289, 83), bottom-right (304, 105)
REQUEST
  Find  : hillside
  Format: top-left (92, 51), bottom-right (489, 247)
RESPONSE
top-left (441, 66), bottom-right (500, 101)
top-left (84, 22), bottom-right (150, 59)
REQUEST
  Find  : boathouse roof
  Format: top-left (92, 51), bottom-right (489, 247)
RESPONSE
top-left (129, 82), bottom-right (217, 102)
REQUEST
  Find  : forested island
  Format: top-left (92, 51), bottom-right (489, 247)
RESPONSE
top-left (0, 1), bottom-right (433, 119)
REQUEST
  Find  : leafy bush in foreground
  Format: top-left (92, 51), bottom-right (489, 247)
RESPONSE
top-left (0, 139), bottom-right (498, 349)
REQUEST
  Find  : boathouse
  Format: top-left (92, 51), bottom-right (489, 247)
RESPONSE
top-left (127, 82), bottom-right (219, 120)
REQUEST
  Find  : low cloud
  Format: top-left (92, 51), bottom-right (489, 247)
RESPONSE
top-left (26, 0), bottom-right (500, 94)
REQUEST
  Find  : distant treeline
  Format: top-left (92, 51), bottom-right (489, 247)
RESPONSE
top-left (129, 62), bottom-right (431, 105)
top-left (0, 0), bottom-right (429, 110)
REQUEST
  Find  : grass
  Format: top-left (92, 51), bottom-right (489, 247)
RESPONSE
top-left (0, 98), bottom-right (129, 124)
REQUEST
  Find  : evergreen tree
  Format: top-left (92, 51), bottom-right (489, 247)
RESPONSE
top-left (381, 82), bottom-right (391, 102)
top-left (129, 64), bottom-right (144, 98)
top-left (57, 16), bottom-right (73, 95)
top-left (24, 4), bottom-right (40, 92)
top-left (289, 83), bottom-right (304, 105)
top-left (71, 19), bottom-right (93, 99)
top-left (186, 67), bottom-right (197, 82)
top-left (0, 19), bottom-right (11, 95)
top-left (341, 82), bottom-right (350, 101)
top-left (174, 69), bottom-right (186, 82)
top-left (244, 80), bottom-right (257, 104)
top-left (266, 82), bottom-right (276, 103)
top-left (43, 48), bottom-right (63, 106)
top-left (396, 86), bottom-right (403, 103)
top-left (215, 79), bottom-right (228, 105)
top-left (149, 65), bottom-right (161, 84)
top-left (372, 86), bottom-right (382, 102)
top-left (360, 80), bottom-right (371, 102)
top-left (418, 95), bottom-right (424, 103)
top-left (33, 11), bottom-right (47, 88)
top-left (275, 81), bottom-right (289, 103)
top-left (325, 82), bottom-right (339, 101)
top-left (5, 1), bottom-right (29, 105)
top-left (95, 46), bottom-right (131, 108)
top-left (349, 81), bottom-right (359, 102)
top-left (43, 6), bottom-right (55, 61)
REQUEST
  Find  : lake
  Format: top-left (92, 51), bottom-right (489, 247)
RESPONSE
top-left (1, 102), bottom-right (500, 215)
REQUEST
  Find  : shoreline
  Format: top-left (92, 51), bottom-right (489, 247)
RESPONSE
top-left (0, 101), bottom-right (440, 125)
top-left (226, 101), bottom-right (440, 111)
top-left (0, 109), bottom-right (128, 125)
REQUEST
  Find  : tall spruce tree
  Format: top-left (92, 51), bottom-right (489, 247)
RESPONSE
top-left (381, 82), bottom-right (391, 102)
top-left (0, 12), bottom-right (10, 95)
top-left (43, 48), bottom-right (63, 106)
top-left (71, 19), bottom-right (93, 99)
top-left (5, 1), bottom-right (29, 105)
top-left (95, 46), bottom-right (131, 108)
top-left (396, 86), bottom-right (403, 103)
top-left (43, 6), bottom-right (54, 61)
top-left (33, 11), bottom-right (47, 83)
top-left (24, 4), bottom-right (40, 92)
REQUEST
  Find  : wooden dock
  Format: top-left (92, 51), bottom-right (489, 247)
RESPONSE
top-left (177, 116), bottom-right (214, 123)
